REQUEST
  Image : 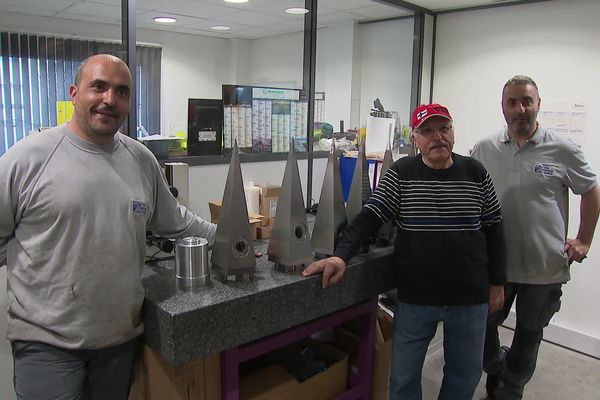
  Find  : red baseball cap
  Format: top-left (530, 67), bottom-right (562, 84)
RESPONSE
top-left (411, 103), bottom-right (453, 129)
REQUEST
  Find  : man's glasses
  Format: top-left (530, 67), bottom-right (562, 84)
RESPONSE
top-left (416, 124), bottom-right (453, 137)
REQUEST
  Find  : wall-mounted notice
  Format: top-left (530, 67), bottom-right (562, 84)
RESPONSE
top-left (539, 100), bottom-right (586, 146)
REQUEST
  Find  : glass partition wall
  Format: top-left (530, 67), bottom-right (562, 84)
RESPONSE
top-left (315, 0), bottom-right (415, 159)
top-left (0, 0), bottom-right (425, 160)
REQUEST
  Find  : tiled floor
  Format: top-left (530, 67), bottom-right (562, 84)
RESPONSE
top-left (421, 326), bottom-right (600, 400)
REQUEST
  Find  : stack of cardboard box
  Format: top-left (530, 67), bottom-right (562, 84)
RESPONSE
top-left (208, 200), bottom-right (266, 240)
top-left (239, 339), bottom-right (348, 400)
top-left (128, 346), bottom-right (221, 400)
top-left (256, 184), bottom-right (280, 240)
top-left (208, 184), bottom-right (280, 241)
top-left (333, 308), bottom-right (394, 400)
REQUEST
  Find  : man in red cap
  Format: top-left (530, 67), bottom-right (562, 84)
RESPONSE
top-left (304, 103), bottom-right (506, 399)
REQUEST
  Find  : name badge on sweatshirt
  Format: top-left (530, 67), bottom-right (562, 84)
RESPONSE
top-left (132, 200), bottom-right (148, 216)
top-left (533, 163), bottom-right (554, 177)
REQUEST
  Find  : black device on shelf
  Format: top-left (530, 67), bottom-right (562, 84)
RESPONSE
top-left (187, 98), bottom-right (224, 156)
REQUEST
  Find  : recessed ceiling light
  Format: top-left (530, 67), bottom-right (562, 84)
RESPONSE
top-left (153, 17), bottom-right (177, 23)
top-left (285, 7), bottom-right (309, 15)
top-left (225, 0), bottom-right (249, 3)
top-left (210, 25), bottom-right (232, 31)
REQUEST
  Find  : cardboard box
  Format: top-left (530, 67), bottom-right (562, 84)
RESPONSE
top-left (258, 185), bottom-right (281, 224)
top-left (208, 201), bottom-right (222, 224)
top-left (259, 185), bottom-right (281, 198)
top-left (372, 312), bottom-right (393, 400)
top-left (129, 345), bottom-right (221, 400)
top-left (209, 200), bottom-right (267, 234)
top-left (240, 339), bottom-right (348, 400)
top-left (333, 311), bottom-right (393, 400)
top-left (257, 225), bottom-right (273, 240)
top-left (260, 197), bottom-right (278, 224)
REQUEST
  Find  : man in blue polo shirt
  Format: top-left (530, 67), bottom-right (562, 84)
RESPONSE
top-left (472, 75), bottom-right (600, 400)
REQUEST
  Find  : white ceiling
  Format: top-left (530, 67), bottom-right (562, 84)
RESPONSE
top-left (0, 0), bottom-right (536, 39)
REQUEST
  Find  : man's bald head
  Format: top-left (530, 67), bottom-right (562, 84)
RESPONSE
top-left (74, 54), bottom-right (131, 87)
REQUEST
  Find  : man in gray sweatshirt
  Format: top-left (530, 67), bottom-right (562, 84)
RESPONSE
top-left (0, 54), bottom-right (216, 399)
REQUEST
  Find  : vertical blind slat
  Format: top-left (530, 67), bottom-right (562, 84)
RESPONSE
top-left (29, 35), bottom-right (41, 132)
top-left (47, 37), bottom-right (58, 127)
top-left (9, 33), bottom-right (21, 145)
top-left (38, 36), bottom-right (50, 128)
top-left (4, 33), bottom-right (13, 147)
top-left (20, 34), bottom-right (32, 137)
top-left (0, 33), bottom-right (6, 154)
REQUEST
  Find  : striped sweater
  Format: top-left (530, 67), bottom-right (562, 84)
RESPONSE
top-left (334, 153), bottom-right (506, 305)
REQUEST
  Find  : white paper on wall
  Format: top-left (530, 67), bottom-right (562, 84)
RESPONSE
top-left (539, 100), bottom-right (587, 146)
top-left (366, 115), bottom-right (395, 156)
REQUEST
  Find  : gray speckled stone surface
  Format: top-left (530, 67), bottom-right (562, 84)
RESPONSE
top-left (142, 239), bottom-right (396, 365)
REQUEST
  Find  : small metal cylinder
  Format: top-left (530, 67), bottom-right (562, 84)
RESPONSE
top-left (175, 236), bottom-right (209, 287)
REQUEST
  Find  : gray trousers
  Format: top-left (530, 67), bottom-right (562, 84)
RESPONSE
top-left (483, 282), bottom-right (563, 400)
top-left (12, 338), bottom-right (139, 400)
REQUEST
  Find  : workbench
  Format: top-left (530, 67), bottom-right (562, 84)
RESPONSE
top-left (141, 238), bottom-right (396, 399)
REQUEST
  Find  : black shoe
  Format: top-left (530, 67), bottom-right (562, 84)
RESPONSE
top-left (486, 346), bottom-right (510, 399)
top-left (486, 372), bottom-right (499, 399)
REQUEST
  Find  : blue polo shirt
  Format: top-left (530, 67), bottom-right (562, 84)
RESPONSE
top-left (472, 125), bottom-right (597, 284)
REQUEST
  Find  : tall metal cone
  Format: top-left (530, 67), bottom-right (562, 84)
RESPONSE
top-left (311, 141), bottom-right (347, 256)
top-left (267, 141), bottom-right (313, 271)
top-left (211, 141), bottom-right (256, 280)
top-left (346, 140), bottom-right (371, 223)
top-left (377, 143), bottom-right (396, 245)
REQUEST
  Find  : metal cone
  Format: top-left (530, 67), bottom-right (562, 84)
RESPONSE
top-left (267, 141), bottom-right (313, 271)
top-left (346, 140), bottom-right (371, 223)
top-left (211, 141), bottom-right (256, 280)
top-left (311, 141), bottom-right (348, 256)
top-left (377, 144), bottom-right (396, 245)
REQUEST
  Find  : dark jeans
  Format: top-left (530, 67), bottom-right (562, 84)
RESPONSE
top-left (12, 338), bottom-right (139, 400)
top-left (389, 302), bottom-right (488, 400)
top-left (483, 282), bottom-right (563, 400)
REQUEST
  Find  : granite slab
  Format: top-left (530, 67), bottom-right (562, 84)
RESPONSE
top-left (141, 240), bottom-right (396, 365)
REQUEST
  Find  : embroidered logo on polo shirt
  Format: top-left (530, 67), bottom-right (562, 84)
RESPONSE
top-left (132, 200), bottom-right (148, 215)
top-left (533, 163), bottom-right (554, 177)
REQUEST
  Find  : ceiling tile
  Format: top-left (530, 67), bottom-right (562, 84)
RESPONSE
top-left (137, 0), bottom-right (181, 10)
top-left (318, 11), bottom-right (362, 25)
top-left (0, 0), bottom-right (72, 15)
top-left (268, 18), bottom-right (305, 33)
top-left (136, 10), bottom-right (208, 27)
top-left (194, 0), bottom-right (279, 10)
top-left (58, 13), bottom-right (120, 25)
top-left (319, 0), bottom-right (375, 11)
top-left (217, 9), bottom-right (289, 27)
top-left (157, 0), bottom-right (236, 19)
top-left (184, 18), bottom-right (253, 32)
top-left (88, 0), bottom-right (122, 6)
top-left (349, 4), bottom-right (412, 19)
top-left (59, 2), bottom-right (122, 19)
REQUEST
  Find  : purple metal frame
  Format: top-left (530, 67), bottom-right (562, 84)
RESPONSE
top-left (221, 297), bottom-right (378, 400)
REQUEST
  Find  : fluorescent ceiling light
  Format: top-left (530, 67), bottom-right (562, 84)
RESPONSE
top-left (153, 17), bottom-right (177, 23)
top-left (225, 0), bottom-right (249, 3)
top-left (285, 7), bottom-right (309, 15)
top-left (210, 25), bottom-right (232, 31)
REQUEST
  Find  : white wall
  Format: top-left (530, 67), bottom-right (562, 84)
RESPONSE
top-left (433, 0), bottom-right (600, 341)
top-left (315, 22), bottom-right (355, 131)
top-left (357, 18), bottom-right (414, 128)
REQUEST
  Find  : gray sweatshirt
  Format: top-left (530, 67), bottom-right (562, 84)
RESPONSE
top-left (0, 125), bottom-right (216, 349)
